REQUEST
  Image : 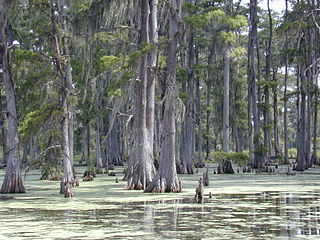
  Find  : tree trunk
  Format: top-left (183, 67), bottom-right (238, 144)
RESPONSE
top-left (223, 47), bottom-right (230, 152)
top-left (146, 0), bottom-right (158, 162)
top-left (0, 2), bottom-right (25, 194)
top-left (95, 118), bottom-right (103, 170)
top-left (283, 0), bottom-right (289, 164)
top-left (181, 30), bottom-right (195, 174)
top-left (51, 0), bottom-right (73, 197)
top-left (272, 70), bottom-right (280, 156)
top-left (126, 0), bottom-right (155, 190)
top-left (0, 89), bottom-right (8, 165)
top-left (145, 0), bottom-right (181, 193)
top-left (263, 0), bottom-right (272, 156)
top-left (195, 46), bottom-right (204, 168)
top-left (296, 63), bottom-right (307, 171)
top-left (248, 0), bottom-right (263, 169)
top-left (107, 115), bottom-right (122, 166)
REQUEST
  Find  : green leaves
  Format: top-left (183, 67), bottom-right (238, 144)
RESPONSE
top-left (100, 55), bottom-right (122, 70)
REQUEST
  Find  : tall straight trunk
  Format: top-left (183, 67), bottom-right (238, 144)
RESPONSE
top-left (52, 0), bottom-right (73, 197)
top-left (205, 44), bottom-right (214, 159)
top-left (272, 70), bottom-right (280, 156)
top-left (107, 114), bottom-right (122, 166)
top-left (263, 0), bottom-right (272, 156)
top-left (283, 0), bottom-right (289, 164)
top-left (248, 0), bottom-right (263, 169)
top-left (81, 122), bottom-right (90, 164)
top-left (95, 117), bottom-right (103, 170)
top-left (312, 91), bottom-right (318, 164)
top-left (296, 62), bottom-right (307, 171)
top-left (0, 89), bottom-right (8, 165)
top-left (195, 45), bottom-right (204, 167)
top-left (0, 2), bottom-right (25, 193)
top-left (223, 48), bottom-right (230, 152)
top-left (58, 0), bottom-right (74, 175)
top-left (181, 30), bottom-right (195, 174)
top-left (126, 0), bottom-right (155, 190)
top-left (146, 0), bottom-right (158, 157)
top-left (145, 0), bottom-right (181, 193)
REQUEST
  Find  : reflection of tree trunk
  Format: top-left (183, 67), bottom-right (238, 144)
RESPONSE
top-left (143, 204), bottom-right (155, 234)
top-left (0, 3), bottom-right (25, 193)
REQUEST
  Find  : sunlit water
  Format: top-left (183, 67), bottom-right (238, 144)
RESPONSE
top-left (1, 165), bottom-right (320, 239)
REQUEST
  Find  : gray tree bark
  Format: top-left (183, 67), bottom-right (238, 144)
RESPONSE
top-left (223, 47), bottom-right (230, 153)
top-left (248, 0), bottom-right (264, 169)
top-left (126, 0), bottom-right (155, 190)
top-left (0, 89), bottom-right (8, 165)
top-left (283, 0), bottom-right (289, 164)
top-left (0, 1), bottom-right (25, 193)
top-left (145, 0), bottom-right (181, 193)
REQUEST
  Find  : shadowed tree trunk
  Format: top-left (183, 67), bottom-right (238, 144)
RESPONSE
top-left (283, 0), bottom-right (289, 164)
top-left (195, 45), bottom-right (204, 168)
top-left (181, 30), bottom-right (195, 174)
top-left (296, 62), bottom-right (306, 171)
top-left (145, 0), bottom-right (181, 193)
top-left (0, 2), bottom-right (25, 193)
top-left (248, 0), bottom-right (264, 169)
top-left (263, 0), bottom-right (272, 156)
top-left (0, 89), bottom-right (8, 165)
top-left (126, 0), bottom-right (155, 190)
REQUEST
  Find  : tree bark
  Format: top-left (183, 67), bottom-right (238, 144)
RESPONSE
top-left (0, 89), bottom-right (8, 165)
top-left (283, 0), bottom-right (289, 164)
top-left (0, 2), bottom-right (25, 193)
top-left (181, 30), bottom-right (195, 174)
top-left (126, 0), bottom-right (155, 190)
top-left (145, 0), bottom-right (181, 193)
top-left (51, 0), bottom-right (74, 196)
top-left (248, 0), bottom-right (264, 169)
top-left (223, 47), bottom-right (230, 152)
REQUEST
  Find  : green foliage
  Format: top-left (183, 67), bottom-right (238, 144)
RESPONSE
top-left (230, 47), bottom-right (247, 59)
top-left (288, 148), bottom-right (297, 159)
top-left (125, 42), bottom-right (155, 68)
top-left (19, 104), bottom-right (62, 139)
top-left (176, 68), bottom-right (188, 83)
top-left (40, 165), bottom-right (63, 180)
top-left (100, 55), bottom-right (122, 70)
top-left (208, 151), bottom-right (249, 166)
top-left (219, 31), bottom-right (237, 45)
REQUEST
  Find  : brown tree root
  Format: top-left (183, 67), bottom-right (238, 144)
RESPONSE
top-left (0, 170), bottom-right (25, 194)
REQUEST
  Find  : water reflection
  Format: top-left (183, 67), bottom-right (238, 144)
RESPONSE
top-left (1, 191), bottom-right (320, 239)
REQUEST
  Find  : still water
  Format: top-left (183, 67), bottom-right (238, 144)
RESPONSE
top-left (1, 166), bottom-right (320, 239)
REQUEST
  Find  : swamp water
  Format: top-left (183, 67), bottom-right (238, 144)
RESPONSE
top-left (1, 166), bottom-right (320, 239)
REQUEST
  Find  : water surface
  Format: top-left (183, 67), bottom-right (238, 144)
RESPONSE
top-left (1, 166), bottom-right (320, 239)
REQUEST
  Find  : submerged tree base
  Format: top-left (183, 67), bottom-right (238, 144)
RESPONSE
top-left (60, 180), bottom-right (73, 198)
top-left (0, 169), bottom-right (25, 194)
top-left (144, 175), bottom-right (181, 193)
